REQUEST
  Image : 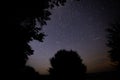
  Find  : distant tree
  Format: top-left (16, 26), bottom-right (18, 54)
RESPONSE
top-left (106, 21), bottom-right (120, 71)
top-left (49, 49), bottom-right (87, 80)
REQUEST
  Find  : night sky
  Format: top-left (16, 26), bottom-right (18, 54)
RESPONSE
top-left (26, 0), bottom-right (120, 74)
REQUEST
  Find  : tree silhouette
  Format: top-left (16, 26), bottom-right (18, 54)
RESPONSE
top-left (2, 0), bottom-right (80, 79)
top-left (4, 0), bottom-right (68, 79)
top-left (5, 0), bottom-right (80, 69)
top-left (106, 21), bottom-right (120, 71)
top-left (6, 0), bottom-right (67, 68)
top-left (49, 49), bottom-right (87, 80)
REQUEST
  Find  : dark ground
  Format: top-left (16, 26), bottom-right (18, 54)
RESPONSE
top-left (40, 71), bottom-right (120, 80)
top-left (86, 71), bottom-right (120, 80)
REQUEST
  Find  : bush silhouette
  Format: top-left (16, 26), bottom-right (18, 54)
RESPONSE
top-left (49, 49), bottom-right (87, 80)
top-left (20, 66), bottom-right (41, 80)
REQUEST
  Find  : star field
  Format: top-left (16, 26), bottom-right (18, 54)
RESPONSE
top-left (27, 0), bottom-right (120, 74)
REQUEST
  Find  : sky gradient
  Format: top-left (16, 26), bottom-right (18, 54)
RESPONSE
top-left (26, 0), bottom-right (120, 74)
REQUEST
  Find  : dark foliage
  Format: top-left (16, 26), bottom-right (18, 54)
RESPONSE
top-left (1, 0), bottom-right (80, 79)
top-left (19, 66), bottom-right (41, 80)
top-left (106, 21), bottom-right (120, 71)
top-left (3, 0), bottom-right (68, 79)
top-left (49, 49), bottom-right (87, 80)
